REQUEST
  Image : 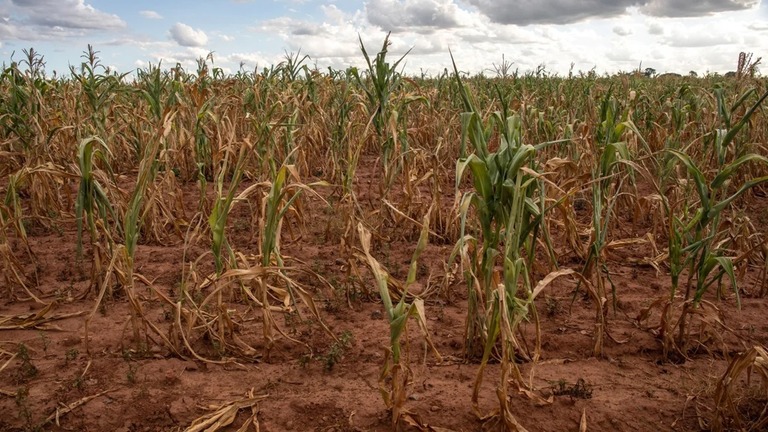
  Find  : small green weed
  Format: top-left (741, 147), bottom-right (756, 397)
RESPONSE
top-left (322, 330), bottom-right (353, 371)
top-left (15, 344), bottom-right (38, 383)
top-left (553, 378), bottom-right (593, 399)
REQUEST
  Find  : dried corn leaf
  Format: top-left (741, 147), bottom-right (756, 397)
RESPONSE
top-left (0, 303), bottom-right (84, 330)
top-left (710, 346), bottom-right (768, 431)
top-left (43, 389), bottom-right (114, 426)
top-left (185, 392), bottom-right (268, 432)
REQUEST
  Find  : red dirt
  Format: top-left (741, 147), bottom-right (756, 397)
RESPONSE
top-left (1, 165), bottom-right (767, 432)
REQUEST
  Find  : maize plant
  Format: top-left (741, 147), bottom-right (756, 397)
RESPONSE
top-left (357, 217), bottom-right (440, 430)
top-left (350, 32), bottom-right (412, 193)
top-left (665, 88), bottom-right (768, 354)
top-left (71, 45), bottom-right (128, 141)
top-left (579, 89), bottom-right (638, 357)
top-left (252, 157), bottom-right (334, 352)
top-left (709, 346), bottom-right (768, 431)
top-left (75, 136), bottom-right (118, 294)
top-left (84, 112), bottom-right (174, 354)
top-left (451, 57), bottom-right (570, 430)
top-left (0, 202), bottom-right (33, 301)
top-left (451, 55), bottom-right (556, 360)
top-left (183, 144), bottom-right (334, 359)
top-left (0, 49), bottom-right (48, 153)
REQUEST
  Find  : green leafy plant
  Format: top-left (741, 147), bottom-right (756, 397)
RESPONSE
top-left (358, 212), bottom-right (441, 430)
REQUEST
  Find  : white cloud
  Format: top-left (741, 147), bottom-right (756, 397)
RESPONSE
top-left (226, 52), bottom-right (277, 70)
top-left (170, 23), bottom-right (208, 47)
top-left (662, 21), bottom-right (741, 47)
top-left (365, 0), bottom-right (463, 32)
top-left (641, 0), bottom-right (758, 17)
top-left (140, 10), bottom-right (163, 20)
top-left (613, 25), bottom-right (632, 36)
top-left (10, 0), bottom-right (125, 30)
top-left (647, 22), bottom-right (665, 35)
top-left (214, 32), bottom-right (235, 42)
top-left (465, 0), bottom-right (637, 25)
top-left (748, 21), bottom-right (768, 31)
top-left (465, 0), bottom-right (759, 25)
top-left (0, 0), bottom-right (125, 40)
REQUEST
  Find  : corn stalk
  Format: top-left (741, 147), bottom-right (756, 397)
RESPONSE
top-left (357, 215), bottom-right (440, 430)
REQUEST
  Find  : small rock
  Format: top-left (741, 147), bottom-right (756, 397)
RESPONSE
top-left (408, 393), bottom-right (422, 401)
top-left (430, 405), bottom-right (440, 412)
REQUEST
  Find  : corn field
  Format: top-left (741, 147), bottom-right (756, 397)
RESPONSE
top-left (1, 43), bottom-right (768, 431)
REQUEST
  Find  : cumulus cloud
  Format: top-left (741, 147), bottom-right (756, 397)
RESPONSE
top-left (213, 32), bottom-right (235, 42)
top-left (0, 0), bottom-right (125, 41)
top-left (663, 32), bottom-right (737, 47)
top-left (462, 0), bottom-right (759, 25)
top-left (260, 16), bottom-right (362, 58)
top-left (464, 0), bottom-right (638, 25)
top-left (140, 10), bottom-right (163, 20)
top-left (647, 22), bottom-right (665, 34)
top-left (170, 23), bottom-right (208, 47)
top-left (613, 25), bottom-right (632, 36)
top-left (226, 52), bottom-right (276, 70)
top-left (260, 17), bottom-right (329, 37)
top-left (641, 0), bottom-right (758, 17)
top-left (662, 22), bottom-right (740, 47)
top-left (10, 0), bottom-right (125, 30)
top-left (365, 0), bottom-right (462, 32)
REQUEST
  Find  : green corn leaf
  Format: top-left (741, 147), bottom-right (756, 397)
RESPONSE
top-left (667, 150), bottom-right (710, 210)
top-left (711, 154), bottom-right (768, 189)
top-left (405, 206), bottom-right (432, 286)
top-left (506, 144), bottom-right (535, 177)
top-left (720, 89), bottom-right (768, 150)
top-left (708, 176), bottom-right (768, 218)
top-left (466, 155), bottom-right (493, 201)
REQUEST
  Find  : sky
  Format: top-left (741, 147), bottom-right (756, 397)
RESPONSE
top-left (0, 0), bottom-right (766, 77)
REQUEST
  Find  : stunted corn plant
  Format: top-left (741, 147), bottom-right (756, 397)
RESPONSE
top-left (245, 157), bottom-right (333, 354)
top-left (357, 216), bottom-right (441, 430)
top-left (708, 346), bottom-right (768, 431)
top-left (637, 86), bottom-right (768, 359)
top-left (0, 49), bottom-right (48, 154)
top-left (663, 88), bottom-right (768, 354)
top-left (2, 162), bottom-right (69, 301)
top-left (75, 136), bottom-right (118, 294)
top-left (176, 143), bottom-right (335, 360)
top-left (451, 56), bottom-right (554, 359)
top-left (579, 89), bottom-right (639, 357)
top-left (450, 56), bottom-right (570, 430)
top-left (71, 45), bottom-right (128, 141)
top-left (187, 133), bottom-right (251, 356)
top-left (351, 32), bottom-right (413, 193)
top-left (84, 111), bottom-right (177, 355)
top-left (0, 202), bottom-right (33, 301)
